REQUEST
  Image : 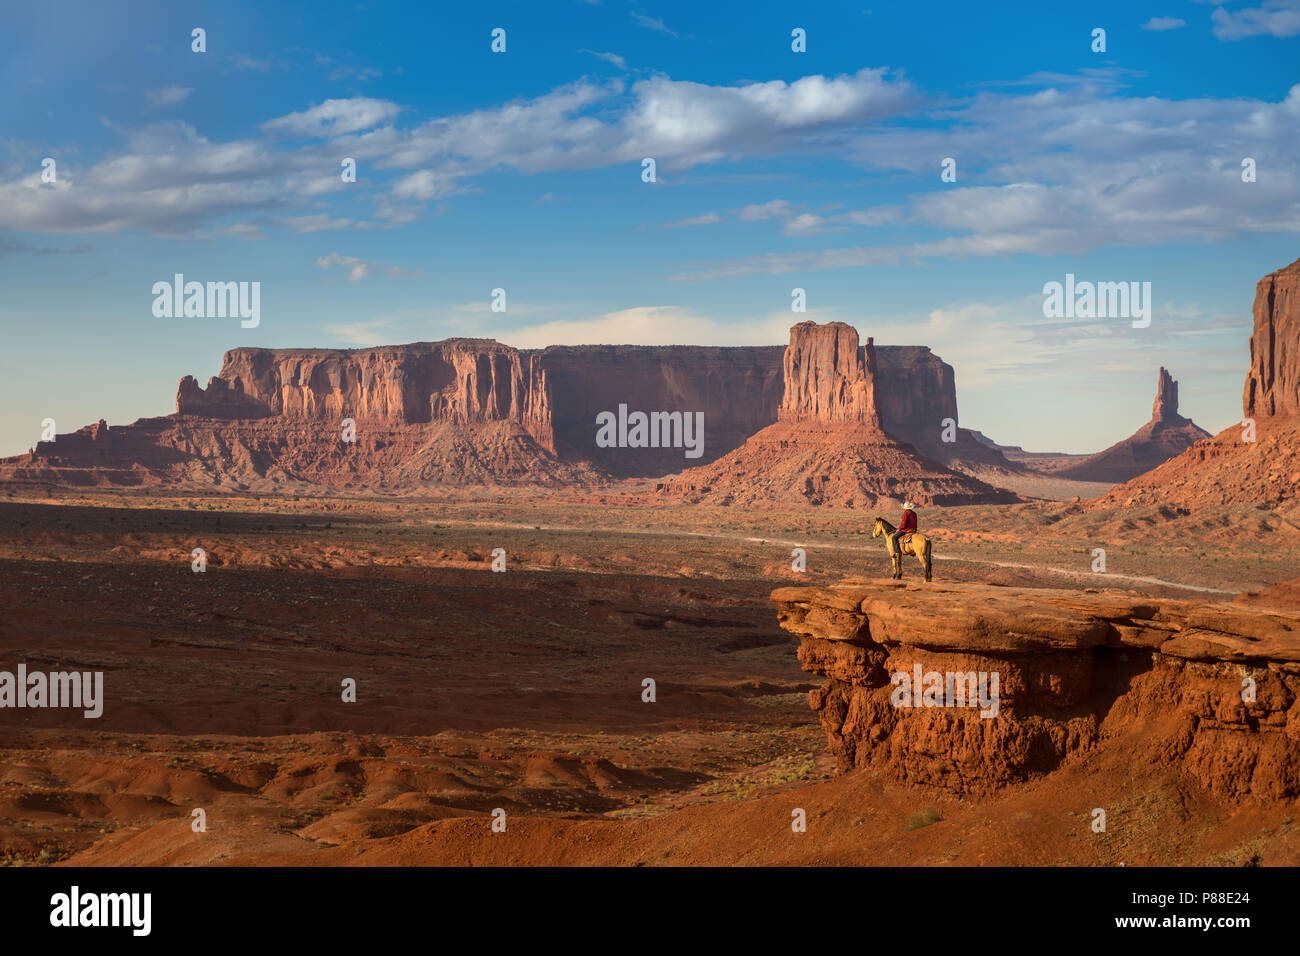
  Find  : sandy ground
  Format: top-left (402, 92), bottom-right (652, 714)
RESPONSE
top-left (0, 488), bottom-right (1296, 866)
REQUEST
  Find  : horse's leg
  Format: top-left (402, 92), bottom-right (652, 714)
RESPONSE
top-left (891, 552), bottom-right (902, 579)
top-left (921, 537), bottom-right (932, 582)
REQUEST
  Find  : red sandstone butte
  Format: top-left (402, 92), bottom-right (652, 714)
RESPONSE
top-left (4, 340), bottom-right (590, 492)
top-left (1244, 256), bottom-right (1300, 421)
top-left (181, 339), bottom-right (554, 445)
top-left (1094, 256), bottom-right (1300, 510)
top-left (658, 322), bottom-right (1017, 508)
top-left (0, 326), bottom-right (1019, 490)
top-left (780, 321), bottom-right (882, 425)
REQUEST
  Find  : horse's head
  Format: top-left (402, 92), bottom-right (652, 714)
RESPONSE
top-left (871, 517), bottom-right (885, 537)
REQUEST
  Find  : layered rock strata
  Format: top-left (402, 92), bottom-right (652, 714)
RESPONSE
top-left (772, 578), bottom-right (1300, 799)
top-left (658, 323), bottom-right (1017, 507)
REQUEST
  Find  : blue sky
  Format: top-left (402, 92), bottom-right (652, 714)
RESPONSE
top-left (1, 0), bottom-right (1298, 456)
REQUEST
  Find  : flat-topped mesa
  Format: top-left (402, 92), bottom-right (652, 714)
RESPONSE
top-left (772, 578), bottom-right (1300, 800)
top-left (177, 339), bottom-right (555, 447)
top-left (4, 329), bottom-right (1012, 491)
top-left (875, 346), bottom-right (957, 441)
top-left (778, 321), bottom-right (883, 428)
top-left (1244, 256), bottom-right (1300, 421)
top-left (530, 344), bottom-right (785, 477)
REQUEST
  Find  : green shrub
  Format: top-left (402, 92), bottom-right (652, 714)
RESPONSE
top-left (907, 806), bottom-right (941, 830)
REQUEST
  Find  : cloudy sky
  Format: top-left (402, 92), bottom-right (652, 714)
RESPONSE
top-left (1, 0), bottom-right (1298, 455)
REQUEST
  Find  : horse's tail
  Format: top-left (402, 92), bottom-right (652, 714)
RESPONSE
top-left (923, 536), bottom-right (932, 581)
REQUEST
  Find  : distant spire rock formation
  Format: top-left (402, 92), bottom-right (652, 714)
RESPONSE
top-left (1152, 367), bottom-right (1180, 423)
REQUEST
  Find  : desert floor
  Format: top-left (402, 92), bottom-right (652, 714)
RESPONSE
top-left (1, 488), bottom-right (1297, 866)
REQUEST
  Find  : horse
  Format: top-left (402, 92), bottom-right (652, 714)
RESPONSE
top-left (872, 517), bottom-right (932, 581)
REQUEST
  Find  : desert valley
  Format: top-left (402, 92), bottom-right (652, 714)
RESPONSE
top-left (0, 258), bottom-right (1297, 868)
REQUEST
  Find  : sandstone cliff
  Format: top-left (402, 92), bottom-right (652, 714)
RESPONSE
top-left (1094, 257), bottom-right (1300, 511)
top-left (2, 328), bottom-right (1008, 491)
top-left (533, 344), bottom-right (785, 478)
top-left (779, 321), bottom-right (882, 425)
top-left (180, 339), bottom-right (555, 447)
top-left (876, 347), bottom-right (956, 439)
top-left (658, 322), bottom-right (1017, 508)
top-left (872, 346), bottom-right (1026, 477)
top-left (773, 578), bottom-right (1300, 800)
top-left (1244, 256), bottom-right (1300, 421)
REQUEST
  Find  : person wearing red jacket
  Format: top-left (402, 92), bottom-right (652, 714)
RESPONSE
top-left (889, 501), bottom-right (918, 557)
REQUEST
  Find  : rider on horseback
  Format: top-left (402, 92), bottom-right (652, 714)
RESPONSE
top-left (872, 505), bottom-right (931, 581)
top-left (888, 501), bottom-right (917, 557)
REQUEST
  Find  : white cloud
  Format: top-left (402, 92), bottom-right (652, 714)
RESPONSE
top-left (281, 213), bottom-right (356, 233)
top-left (622, 71), bottom-right (916, 165)
top-left (866, 294), bottom-right (1246, 393)
top-left (0, 70), bottom-right (914, 236)
top-left (230, 54), bottom-right (273, 73)
top-left (1141, 16), bottom-right (1187, 31)
top-left (1212, 0), bottom-right (1300, 39)
top-left (497, 306), bottom-right (799, 348)
top-left (654, 211), bottom-right (722, 228)
top-left (315, 252), bottom-right (421, 281)
top-left (631, 12), bottom-right (678, 37)
top-left (674, 82), bottom-right (1300, 279)
top-left (223, 221), bottom-right (265, 239)
top-left (261, 97), bottom-right (401, 137)
top-left (842, 206), bottom-right (904, 227)
top-left (330, 65), bottom-right (383, 82)
top-left (976, 67), bottom-right (1146, 90)
top-left (324, 319), bottom-right (398, 345)
top-left (738, 199), bottom-right (794, 221)
top-left (3, 66), bottom-right (1297, 263)
top-left (782, 212), bottom-right (842, 236)
top-left (580, 49), bottom-right (627, 69)
top-left (659, 199), bottom-right (901, 236)
top-left (375, 69), bottom-right (915, 178)
top-left (864, 294), bottom-right (1253, 447)
top-left (316, 252), bottom-right (370, 281)
top-left (391, 169), bottom-right (446, 200)
top-left (145, 85), bottom-right (193, 109)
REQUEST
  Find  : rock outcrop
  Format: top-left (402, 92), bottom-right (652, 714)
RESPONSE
top-left (873, 347), bottom-right (1026, 477)
top-left (657, 323), bottom-right (1017, 508)
top-left (1244, 256), bottom-right (1300, 421)
top-left (1152, 366), bottom-right (1179, 422)
top-left (532, 340), bottom-right (993, 478)
top-left (1054, 367), bottom-right (1211, 483)
top-left (533, 344), bottom-right (785, 478)
top-left (1094, 257), bottom-right (1300, 511)
top-left (0, 416), bottom-right (601, 492)
top-left (1090, 413), bottom-right (1300, 510)
top-left (180, 340), bottom-right (555, 445)
top-left (876, 347), bottom-right (956, 440)
top-left (780, 322), bottom-right (882, 425)
top-left (2, 325), bottom-right (1023, 492)
top-left (772, 578), bottom-right (1300, 800)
